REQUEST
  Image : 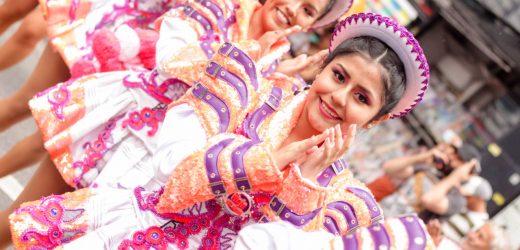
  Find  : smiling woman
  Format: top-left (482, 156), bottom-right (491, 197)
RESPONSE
top-left (9, 13), bottom-right (433, 249)
top-left (248, 0), bottom-right (349, 39)
top-left (301, 36), bottom-right (406, 135)
top-left (261, 0), bottom-right (329, 29)
top-left (0, 0), bottom-right (357, 248)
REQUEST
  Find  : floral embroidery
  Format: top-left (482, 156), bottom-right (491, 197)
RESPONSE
top-left (71, 117), bottom-right (122, 188)
top-left (129, 188), bottom-right (272, 249)
top-left (35, 79), bottom-right (74, 120)
top-left (122, 103), bottom-right (167, 136)
top-left (16, 195), bottom-right (86, 249)
top-left (134, 187), bottom-right (193, 223)
top-left (123, 69), bottom-right (190, 104)
top-left (119, 226), bottom-right (175, 250)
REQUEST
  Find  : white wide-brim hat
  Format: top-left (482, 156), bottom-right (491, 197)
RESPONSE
top-left (329, 13), bottom-right (430, 118)
top-left (312, 0), bottom-right (353, 28)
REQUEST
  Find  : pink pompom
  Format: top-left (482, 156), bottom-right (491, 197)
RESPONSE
top-left (135, 28), bottom-right (159, 69)
top-left (92, 28), bottom-right (121, 63)
top-left (70, 59), bottom-right (97, 78)
top-left (99, 59), bottom-right (124, 72)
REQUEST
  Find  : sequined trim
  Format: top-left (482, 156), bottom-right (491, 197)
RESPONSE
top-left (157, 134), bottom-right (282, 213)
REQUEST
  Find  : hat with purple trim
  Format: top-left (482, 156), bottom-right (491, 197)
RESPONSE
top-left (312, 0), bottom-right (354, 28)
top-left (329, 13), bottom-right (430, 118)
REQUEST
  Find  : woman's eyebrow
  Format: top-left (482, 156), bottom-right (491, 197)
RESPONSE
top-left (308, 3), bottom-right (319, 14)
top-left (337, 64), bottom-right (350, 79)
top-left (338, 63), bottom-right (376, 102)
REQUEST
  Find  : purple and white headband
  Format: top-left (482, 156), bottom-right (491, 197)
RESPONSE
top-left (312, 0), bottom-right (353, 28)
top-left (329, 13), bottom-right (430, 118)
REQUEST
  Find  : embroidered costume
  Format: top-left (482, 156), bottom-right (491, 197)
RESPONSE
top-left (30, 0), bottom-right (296, 189)
top-left (39, 0), bottom-right (176, 77)
top-left (12, 13), bottom-right (434, 249)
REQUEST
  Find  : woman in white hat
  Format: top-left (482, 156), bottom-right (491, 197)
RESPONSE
top-left (10, 13), bottom-right (434, 249)
top-left (0, 0), bottom-right (355, 247)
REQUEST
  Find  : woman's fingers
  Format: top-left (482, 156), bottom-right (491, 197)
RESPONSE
top-left (307, 50), bottom-right (328, 64)
top-left (299, 128), bottom-right (330, 151)
top-left (298, 50), bottom-right (326, 67)
top-left (324, 137), bottom-right (333, 160)
top-left (296, 125), bottom-right (357, 179)
top-left (265, 25), bottom-right (302, 46)
top-left (275, 25), bottom-right (302, 40)
top-left (275, 128), bottom-right (330, 169)
top-left (334, 124), bottom-right (343, 154)
top-left (260, 26), bottom-right (302, 56)
top-left (291, 54), bottom-right (309, 70)
top-left (341, 124), bottom-right (357, 153)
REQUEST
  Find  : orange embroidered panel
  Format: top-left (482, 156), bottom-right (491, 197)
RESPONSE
top-left (30, 75), bottom-right (94, 142)
top-left (9, 188), bottom-right (93, 250)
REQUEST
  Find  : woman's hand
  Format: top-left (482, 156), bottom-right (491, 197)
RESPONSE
top-left (257, 26), bottom-right (301, 58)
top-left (298, 124), bottom-right (357, 179)
top-left (275, 50), bottom-right (328, 77)
top-left (273, 128), bottom-right (330, 171)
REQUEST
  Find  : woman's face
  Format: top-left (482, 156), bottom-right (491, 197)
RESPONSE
top-left (303, 53), bottom-right (386, 134)
top-left (261, 0), bottom-right (329, 31)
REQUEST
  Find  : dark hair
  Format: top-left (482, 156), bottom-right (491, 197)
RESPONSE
top-left (317, 0), bottom-right (336, 21)
top-left (322, 36), bottom-right (406, 122)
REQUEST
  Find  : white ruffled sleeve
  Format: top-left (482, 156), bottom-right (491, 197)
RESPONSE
top-left (235, 215), bottom-right (436, 250)
top-left (234, 221), bottom-right (340, 250)
top-left (155, 15), bottom-right (199, 72)
top-left (151, 104), bottom-right (207, 186)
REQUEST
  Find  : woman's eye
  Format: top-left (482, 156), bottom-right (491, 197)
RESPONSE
top-left (333, 70), bottom-right (345, 82)
top-left (304, 7), bottom-right (314, 17)
top-left (355, 93), bottom-right (369, 104)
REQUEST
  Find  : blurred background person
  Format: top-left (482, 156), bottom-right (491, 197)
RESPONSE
top-left (428, 220), bottom-right (511, 250)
